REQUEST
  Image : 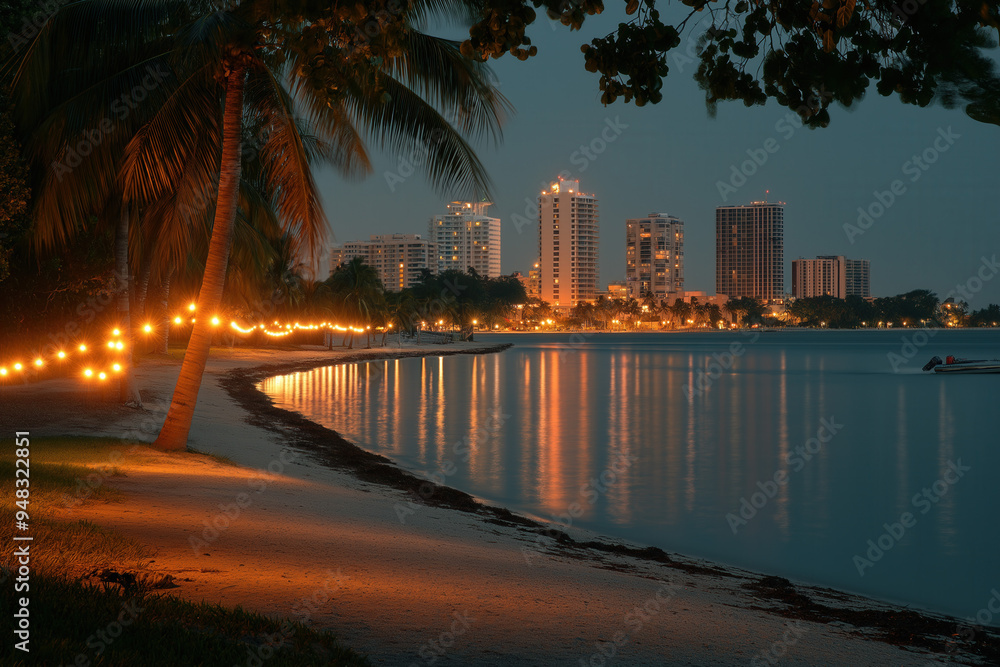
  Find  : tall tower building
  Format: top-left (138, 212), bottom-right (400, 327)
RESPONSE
top-left (716, 201), bottom-right (785, 303)
top-left (625, 213), bottom-right (684, 300)
top-left (428, 201), bottom-right (501, 277)
top-left (538, 177), bottom-right (599, 308)
top-left (845, 259), bottom-right (871, 298)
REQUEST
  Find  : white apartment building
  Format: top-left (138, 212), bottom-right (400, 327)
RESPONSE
top-left (625, 213), bottom-right (684, 300)
top-left (538, 177), bottom-right (599, 308)
top-left (428, 201), bottom-right (501, 277)
top-left (791, 255), bottom-right (871, 299)
top-left (329, 234), bottom-right (436, 291)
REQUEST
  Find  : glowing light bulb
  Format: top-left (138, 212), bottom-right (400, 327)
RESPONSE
top-left (174, 316), bottom-right (182, 324)
top-left (79, 344), bottom-right (87, 352)
top-left (115, 342), bottom-right (124, 350)
top-left (84, 368), bottom-right (93, 377)
top-left (0, 368), bottom-right (7, 376)
top-left (112, 328), bottom-right (121, 336)
top-left (108, 341), bottom-right (115, 348)
top-left (34, 358), bottom-right (43, 367)
top-left (98, 372), bottom-right (107, 380)
top-left (188, 303), bottom-right (196, 311)
top-left (211, 317), bottom-right (220, 326)
top-left (112, 363), bottom-right (122, 372)
top-left (13, 363), bottom-right (23, 371)
top-left (143, 324), bottom-right (152, 333)
top-left (57, 351), bottom-right (66, 359)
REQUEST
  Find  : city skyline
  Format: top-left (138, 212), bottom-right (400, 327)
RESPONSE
top-left (310, 9), bottom-right (998, 305)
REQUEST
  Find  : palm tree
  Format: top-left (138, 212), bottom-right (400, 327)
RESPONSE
top-left (12, 1), bottom-right (508, 450)
top-left (593, 294), bottom-right (611, 330)
top-left (325, 257), bottom-right (384, 349)
top-left (670, 299), bottom-right (692, 329)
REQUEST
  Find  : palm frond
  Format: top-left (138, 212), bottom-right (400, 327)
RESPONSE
top-left (344, 68), bottom-right (495, 199)
top-left (384, 30), bottom-right (511, 146)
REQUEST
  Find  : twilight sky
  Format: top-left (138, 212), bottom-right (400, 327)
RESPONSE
top-left (314, 7), bottom-right (1000, 306)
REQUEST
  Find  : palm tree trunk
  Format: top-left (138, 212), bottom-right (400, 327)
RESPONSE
top-left (134, 257), bottom-right (153, 323)
top-left (154, 64), bottom-right (246, 451)
top-left (158, 269), bottom-right (174, 355)
top-left (116, 203), bottom-right (142, 407)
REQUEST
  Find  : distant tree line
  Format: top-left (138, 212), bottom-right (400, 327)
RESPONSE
top-left (321, 260), bottom-right (528, 347)
top-left (787, 290), bottom-right (999, 328)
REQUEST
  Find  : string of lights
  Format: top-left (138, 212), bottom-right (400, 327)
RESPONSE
top-left (0, 329), bottom-right (128, 383)
top-left (0, 302), bottom-right (381, 385)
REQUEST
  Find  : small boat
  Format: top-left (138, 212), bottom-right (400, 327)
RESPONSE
top-left (922, 356), bottom-right (1000, 374)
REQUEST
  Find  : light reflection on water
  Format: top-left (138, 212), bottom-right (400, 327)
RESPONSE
top-left (260, 331), bottom-right (997, 619)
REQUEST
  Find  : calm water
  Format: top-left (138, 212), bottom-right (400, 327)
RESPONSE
top-left (261, 330), bottom-right (998, 620)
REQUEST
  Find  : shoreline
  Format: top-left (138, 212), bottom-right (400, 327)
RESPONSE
top-left (7, 341), bottom-right (997, 665)
top-left (221, 344), bottom-right (998, 662)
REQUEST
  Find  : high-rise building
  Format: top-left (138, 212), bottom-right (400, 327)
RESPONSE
top-left (329, 234), bottom-right (436, 291)
top-left (791, 255), bottom-right (871, 299)
top-left (716, 201), bottom-right (785, 303)
top-left (538, 177), bottom-right (599, 308)
top-left (625, 213), bottom-right (684, 300)
top-left (428, 201), bottom-right (501, 277)
top-left (791, 255), bottom-right (846, 298)
top-left (845, 258), bottom-right (871, 298)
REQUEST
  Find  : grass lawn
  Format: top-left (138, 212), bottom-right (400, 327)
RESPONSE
top-left (0, 437), bottom-right (369, 666)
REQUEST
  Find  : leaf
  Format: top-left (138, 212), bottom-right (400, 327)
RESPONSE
top-left (626, 0), bottom-right (640, 14)
top-left (823, 29), bottom-right (835, 52)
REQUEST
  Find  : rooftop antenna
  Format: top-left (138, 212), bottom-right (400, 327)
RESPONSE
top-left (765, 189), bottom-right (769, 202)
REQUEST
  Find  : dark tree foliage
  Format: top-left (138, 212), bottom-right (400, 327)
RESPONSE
top-left (0, 104), bottom-right (30, 282)
top-left (407, 268), bottom-right (527, 326)
top-left (462, 0), bottom-right (1000, 126)
top-left (0, 223), bottom-right (116, 361)
top-left (967, 302), bottom-right (999, 325)
top-left (789, 289), bottom-right (941, 326)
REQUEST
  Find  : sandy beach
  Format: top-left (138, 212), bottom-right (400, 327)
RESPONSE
top-left (1, 342), bottom-right (989, 666)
